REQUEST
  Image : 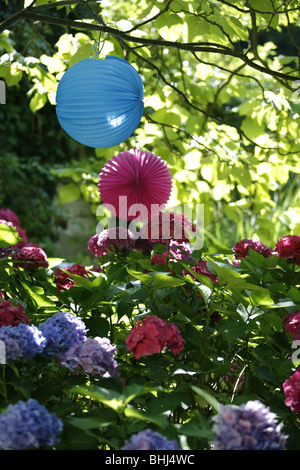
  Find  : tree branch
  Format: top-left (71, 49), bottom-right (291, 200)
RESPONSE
top-left (0, 4), bottom-right (299, 84)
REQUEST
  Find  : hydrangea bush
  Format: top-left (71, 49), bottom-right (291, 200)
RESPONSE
top-left (0, 210), bottom-right (299, 450)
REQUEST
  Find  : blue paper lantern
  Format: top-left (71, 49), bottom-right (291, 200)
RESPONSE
top-left (56, 55), bottom-right (144, 148)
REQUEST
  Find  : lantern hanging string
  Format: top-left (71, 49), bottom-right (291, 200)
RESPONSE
top-left (94, 31), bottom-right (105, 59)
top-left (134, 130), bottom-right (142, 151)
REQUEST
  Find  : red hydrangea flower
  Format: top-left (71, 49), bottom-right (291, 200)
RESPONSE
top-left (283, 369), bottom-right (300, 414)
top-left (54, 264), bottom-right (89, 291)
top-left (0, 301), bottom-right (30, 327)
top-left (12, 245), bottom-right (48, 270)
top-left (125, 315), bottom-right (185, 360)
top-left (0, 209), bottom-right (21, 227)
top-left (275, 235), bottom-right (300, 265)
top-left (283, 311), bottom-right (300, 341)
top-left (232, 238), bottom-right (273, 259)
top-left (141, 212), bottom-right (196, 244)
top-left (183, 259), bottom-right (218, 284)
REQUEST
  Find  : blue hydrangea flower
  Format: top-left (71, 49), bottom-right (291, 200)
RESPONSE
top-left (60, 336), bottom-right (119, 377)
top-left (0, 399), bottom-right (63, 450)
top-left (0, 323), bottom-right (46, 362)
top-left (121, 429), bottom-right (181, 450)
top-left (210, 400), bottom-right (287, 450)
top-left (39, 311), bottom-right (87, 356)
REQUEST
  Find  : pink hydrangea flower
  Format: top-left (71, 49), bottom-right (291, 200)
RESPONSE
top-left (12, 245), bottom-right (48, 270)
top-left (275, 235), bottom-right (300, 265)
top-left (283, 311), bottom-right (300, 340)
top-left (0, 209), bottom-right (21, 227)
top-left (232, 238), bottom-right (273, 259)
top-left (87, 234), bottom-right (109, 257)
top-left (97, 227), bottom-right (135, 252)
top-left (283, 369), bottom-right (300, 414)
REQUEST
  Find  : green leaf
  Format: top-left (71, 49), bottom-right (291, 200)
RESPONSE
top-left (47, 258), bottom-right (65, 269)
top-left (241, 116), bottom-right (264, 140)
top-left (29, 92), bottom-right (47, 113)
top-left (151, 108), bottom-right (181, 128)
top-left (249, 0), bottom-right (279, 28)
top-left (216, 319), bottom-right (248, 339)
top-left (59, 183), bottom-right (81, 204)
top-left (20, 282), bottom-right (56, 308)
top-left (67, 410), bottom-right (116, 430)
top-left (183, 266), bottom-right (214, 288)
top-left (206, 244), bottom-right (235, 255)
top-left (250, 288), bottom-right (274, 306)
top-left (126, 268), bottom-right (152, 286)
top-left (191, 386), bottom-right (220, 412)
top-left (179, 421), bottom-right (214, 440)
top-left (155, 12), bottom-right (183, 41)
top-left (196, 284), bottom-right (212, 303)
top-left (122, 383), bottom-right (161, 405)
top-left (69, 44), bottom-right (95, 66)
top-left (24, 0), bottom-right (51, 6)
top-left (0, 224), bottom-right (21, 248)
top-left (184, 324), bottom-right (202, 350)
top-left (124, 406), bottom-right (169, 428)
top-left (73, 385), bottom-right (124, 412)
top-left (84, 316), bottom-right (109, 337)
top-left (185, 16), bottom-right (210, 42)
top-left (153, 272), bottom-right (186, 290)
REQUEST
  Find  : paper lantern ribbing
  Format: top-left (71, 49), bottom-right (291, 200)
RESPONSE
top-left (98, 148), bottom-right (173, 221)
top-left (56, 56), bottom-right (144, 148)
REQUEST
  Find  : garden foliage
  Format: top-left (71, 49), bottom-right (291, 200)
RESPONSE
top-left (0, 214), bottom-right (299, 450)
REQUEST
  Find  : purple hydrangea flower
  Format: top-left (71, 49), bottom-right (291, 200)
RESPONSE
top-left (0, 323), bottom-right (46, 362)
top-left (0, 399), bottom-right (63, 450)
top-left (210, 400), bottom-right (287, 450)
top-left (0, 246), bottom-right (15, 259)
top-left (39, 311), bottom-right (87, 356)
top-left (122, 429), bottom-right (181, 450)
top-left (60, 336), bottom-right (119, 377)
